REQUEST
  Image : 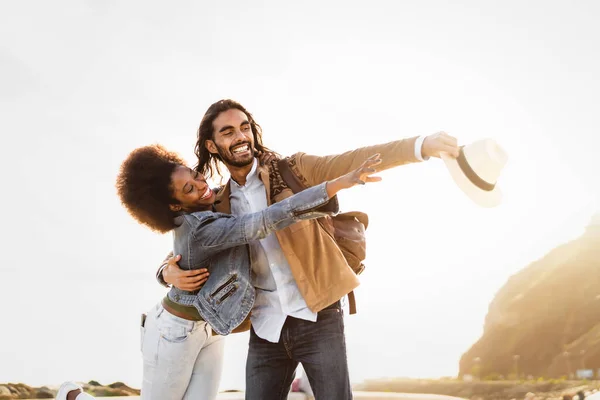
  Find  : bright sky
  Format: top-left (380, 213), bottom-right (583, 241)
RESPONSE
top-left (1, 0), bottom-right (599, 391)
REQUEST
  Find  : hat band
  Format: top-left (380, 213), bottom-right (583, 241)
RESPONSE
top-left (457, 147), bottom-right (496, 192)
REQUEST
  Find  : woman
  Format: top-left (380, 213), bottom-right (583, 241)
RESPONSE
top-left (56, 145), bottom-right (381, 400)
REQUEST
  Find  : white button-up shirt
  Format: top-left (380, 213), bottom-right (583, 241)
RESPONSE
top-left (230, 159), bottom-right (317, 342)
top-left (229, 140), bottom-right (426, 342)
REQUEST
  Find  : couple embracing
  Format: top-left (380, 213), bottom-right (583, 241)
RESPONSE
top-left (57, 99), bottom-right (459, 400)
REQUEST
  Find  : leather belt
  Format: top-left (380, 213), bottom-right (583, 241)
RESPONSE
top-left (161, 298), bottom-right (202, 321)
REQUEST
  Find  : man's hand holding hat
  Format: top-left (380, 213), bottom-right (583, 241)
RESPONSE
top-left (422, 131), bottom-right (460, 159)
top-left (419, 132), bottom-right (508, 208)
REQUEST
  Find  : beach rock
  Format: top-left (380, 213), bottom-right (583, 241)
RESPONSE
top-left (34, 386), bottom-right (54, 398)
top-left (0, 381), bottom-right (140, 398)
top-left (7, 383), bottom-right (34, 399)
top-left (0, 385), bottom-right (13, 400)
top-left (86, 381), bottom-right (140, 397)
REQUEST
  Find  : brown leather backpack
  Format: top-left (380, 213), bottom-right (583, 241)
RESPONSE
top-left (277, 159), bottom-right (368, 314)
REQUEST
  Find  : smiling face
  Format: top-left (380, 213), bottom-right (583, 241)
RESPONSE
top-left (169, 165), bottom-right (215, 212)
top-left (205, 108), bottom-right (255, 168)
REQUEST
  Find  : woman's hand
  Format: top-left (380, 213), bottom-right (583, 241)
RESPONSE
top-left (326, 154), bottom-right (382, 197)
top-left (256, 149), bottom-right (280, 166)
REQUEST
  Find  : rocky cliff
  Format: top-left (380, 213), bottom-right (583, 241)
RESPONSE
top-left (460, 214), bottom-right (600, 379)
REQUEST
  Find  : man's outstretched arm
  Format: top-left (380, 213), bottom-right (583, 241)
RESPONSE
top-left (294, 132), bottom-right (459, 186)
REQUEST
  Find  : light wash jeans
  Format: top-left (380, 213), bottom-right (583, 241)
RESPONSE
top-left (141, 303), bottom-right (225, 400)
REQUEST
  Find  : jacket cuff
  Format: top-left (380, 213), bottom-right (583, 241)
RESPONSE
top-left (415, 135), bottom-right (429, 161)
top-left (315, 195), bottom-right (340, 214)
top-left (290, 182), bottom-right (338, 217)
top-left (156, 263), bottom-right (171, 288)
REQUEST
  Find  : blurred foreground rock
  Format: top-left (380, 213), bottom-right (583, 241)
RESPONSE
top-left (0, 381), bottom-right (140, 399)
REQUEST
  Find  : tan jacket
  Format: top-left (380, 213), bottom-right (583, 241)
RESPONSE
top-left (214, 136), bottom-right (420, 313)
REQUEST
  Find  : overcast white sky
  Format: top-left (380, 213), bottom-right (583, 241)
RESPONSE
top-left (1, 0), bottom-right (599, 391)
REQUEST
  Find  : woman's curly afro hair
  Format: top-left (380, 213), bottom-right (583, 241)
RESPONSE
top-left (116, 144), bottom-right (186, 233)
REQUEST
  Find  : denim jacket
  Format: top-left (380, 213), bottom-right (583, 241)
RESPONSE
top-left (167, 182), bottom-right (338, 336)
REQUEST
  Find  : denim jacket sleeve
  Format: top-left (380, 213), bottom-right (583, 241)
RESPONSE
top-left (181, 182), bottom-right (337, 261)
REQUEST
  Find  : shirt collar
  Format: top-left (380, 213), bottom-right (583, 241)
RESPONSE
top-left (230, 157), bottom-right (259, 189)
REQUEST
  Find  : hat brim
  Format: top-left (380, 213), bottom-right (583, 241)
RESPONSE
top-left (441, 152), bottom-right (503, 208)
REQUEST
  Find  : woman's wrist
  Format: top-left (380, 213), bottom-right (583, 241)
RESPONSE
top-left (326, 178), bottom-right (345, 198)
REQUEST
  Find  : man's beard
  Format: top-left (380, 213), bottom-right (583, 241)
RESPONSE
top-left (216, 141), bottom-right (255, 168)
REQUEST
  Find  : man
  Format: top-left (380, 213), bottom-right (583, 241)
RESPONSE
top-left (158, 99), bottom-right (459, 399)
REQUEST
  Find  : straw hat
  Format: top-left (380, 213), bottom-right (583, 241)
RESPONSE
top-left (441, 138), bottom-right (508, 208)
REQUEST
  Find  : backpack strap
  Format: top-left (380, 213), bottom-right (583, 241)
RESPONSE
top-left (277, 158), bottom-right (307, 193)
top-left (347, 291), bottom-right (357, 314)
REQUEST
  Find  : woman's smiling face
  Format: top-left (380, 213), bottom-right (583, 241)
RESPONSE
top-left (170, 165), bottom-right (215, 212)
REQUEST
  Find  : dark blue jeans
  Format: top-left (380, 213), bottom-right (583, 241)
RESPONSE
top-left (245, 301), bottom-right (352, 400)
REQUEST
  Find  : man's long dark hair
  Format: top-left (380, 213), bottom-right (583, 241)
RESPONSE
top-left (194, 99), bottom-right (276, 178)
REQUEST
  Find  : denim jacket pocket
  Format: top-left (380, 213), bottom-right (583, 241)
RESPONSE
top-left (216, 284), bottom-right (238, 304)
top-left (209, 274), bottom-right (239, 306)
